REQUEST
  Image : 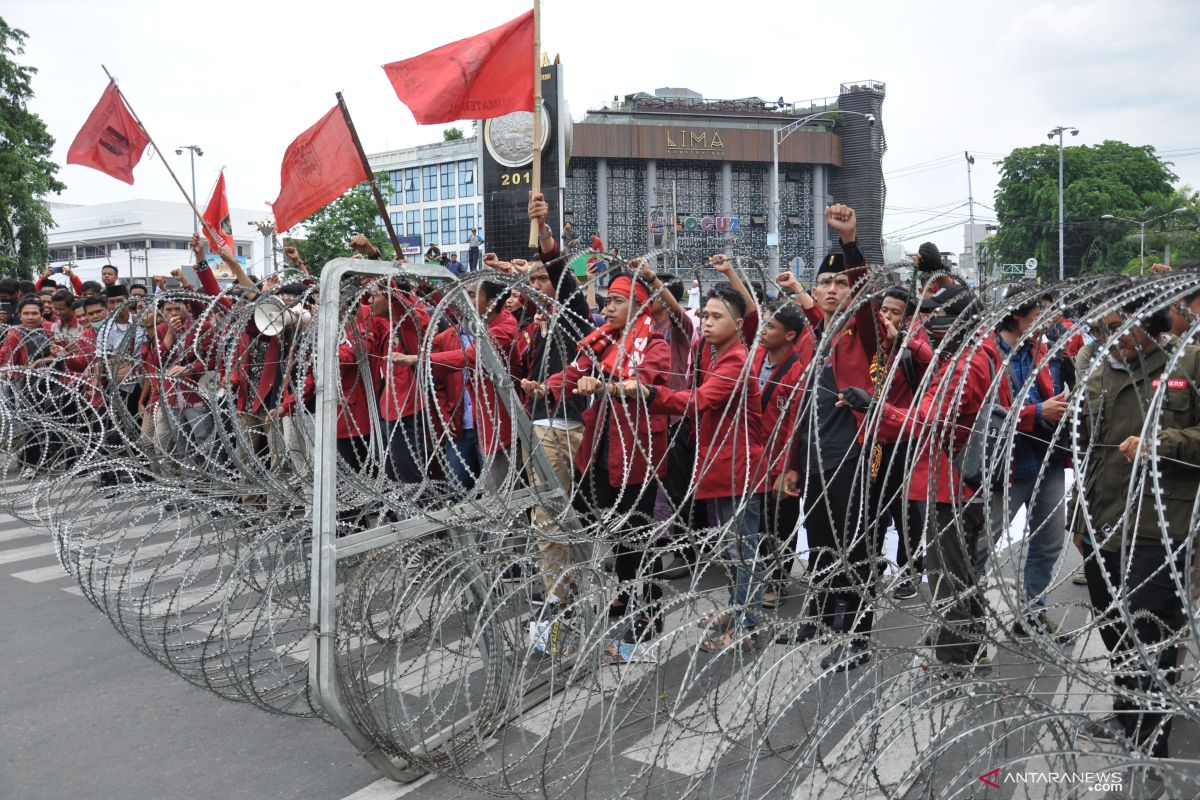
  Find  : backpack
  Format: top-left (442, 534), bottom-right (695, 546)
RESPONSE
top-left (949, 348), bottom-right (1009, 491)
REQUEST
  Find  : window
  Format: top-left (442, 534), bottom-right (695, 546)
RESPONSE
top-left (404, 168), bottom-right (419, 203)
top-left (406, 210), bottom-right (420, 237)
top-left (423, 208), bottom-right (438, 246)
top-left (459, 159), bottom-right (475, 197)
top-left (391, 212), bottom-right (403, 228)
top-left (459, 205), bottom-right (475, 243)
top-left (389, 170), bottom-right (404, 206)
top-left (422, 166), bottom-right (437, 202)
top-left (440, 162), bottom-right (456, 200)
top-left (236, 245), bottom-right (245, 257)
top-left (441, 206), bottom-right (456, 243)
top-left (49, 248), bottom-right (71, 261)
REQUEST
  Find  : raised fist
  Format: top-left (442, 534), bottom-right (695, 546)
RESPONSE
top-left (825, 204), bottom-right (857, 241)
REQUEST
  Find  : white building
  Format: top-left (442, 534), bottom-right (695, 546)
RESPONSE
top-left (959, 222), bottom-right (997, 279)
top-left (47, 199), bottom-right (264, 285)
top-left (366, 137), bottom-right (482, 259)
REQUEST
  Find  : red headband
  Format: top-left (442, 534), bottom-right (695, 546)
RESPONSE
top-left (608, 275), bottom-right (650, 307)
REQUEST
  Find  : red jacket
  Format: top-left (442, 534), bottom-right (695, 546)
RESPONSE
top-left (547, 333), bottom-right (671, 486)
top-left (429, 325), bottom-right (467, 441)
top-left (301, 310), bottom-right (383, 439)
top-left (162, 317), bottom-right (219, 409)
top-left (36, 272), bottom-right (83, 295)
top-left (647, 340), bottom-right (765, 500)
top-left (377, 294), bottom-right (430, 422)
top-left (750, 343), bottom-right (812, 484)
top-left (871, 330), bottom-right (934, 445)
top-left (428, 309), bottom-right (519, 455)
top-left (876, 334), bottom-right (1014, 504)
top-left (0, 323), bottom-right (53, 368)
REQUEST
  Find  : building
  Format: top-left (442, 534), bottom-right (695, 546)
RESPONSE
top-left (958, 221), bottom-right (998, 284)
top-left (366, 138), bottom-right (482, 259)
top-left (563, 81), bottom-right (887, 283)
top-left (47, 199), bottom-right (264, 284)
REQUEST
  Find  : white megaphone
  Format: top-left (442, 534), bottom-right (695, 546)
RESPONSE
top-left (254, 297), bottom-right (303, 337)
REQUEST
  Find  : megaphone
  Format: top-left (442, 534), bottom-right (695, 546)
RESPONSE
top-left (254, 297), bottom-right (304, 336)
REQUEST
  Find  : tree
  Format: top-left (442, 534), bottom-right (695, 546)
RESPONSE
top-left (990, 141), bottom-right (1177, 278)
top-left (0, 18), bottom-right (64, 279)
top-left (296, 174), bottom-right (393, 274)
top-left (443, 127), bottom-right (464, 141)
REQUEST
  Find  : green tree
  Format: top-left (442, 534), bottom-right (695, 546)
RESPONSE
top-left (990, 141), bottom-right (1177, 279)
top-left (296, 174), bottom-right (393, 274)
top-left (443, 127), bottom-right (464, 141)
top-left (0, 18), bottom-right (64, 279)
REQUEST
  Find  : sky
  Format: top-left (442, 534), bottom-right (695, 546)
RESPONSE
top-left (10, 0), bottom-right (1200, 259)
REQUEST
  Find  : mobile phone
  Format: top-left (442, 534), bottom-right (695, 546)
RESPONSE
top-left (51, 266), bottom-right (64, 274)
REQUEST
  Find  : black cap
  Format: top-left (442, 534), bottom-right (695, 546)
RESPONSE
top-left (919, 282), bottom-right (975, 315)
top-left (816, 252), bottom-right (845, 276)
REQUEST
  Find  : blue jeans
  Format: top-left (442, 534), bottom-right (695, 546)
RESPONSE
top-left (711, 494), bottom-right (765, 632)
top-left (443, 428), bottom-right (480, 491)
top-left (978, 467), bottom-right (1066, 606)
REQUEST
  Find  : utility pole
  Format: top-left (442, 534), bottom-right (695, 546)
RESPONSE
top-left (964, 151), bottom-right (976, 282)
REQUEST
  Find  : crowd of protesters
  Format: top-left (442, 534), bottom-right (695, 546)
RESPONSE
top-left (3, 192), bottom-right (1198, 781)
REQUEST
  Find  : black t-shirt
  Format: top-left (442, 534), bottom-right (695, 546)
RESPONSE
top-left (804, 358), bottom-right (861, 474)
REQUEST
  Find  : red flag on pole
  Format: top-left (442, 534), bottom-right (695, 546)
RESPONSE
top-left (381, 10), bottom-right (534, 124)
top-left (202, 171), bottom-right (234, 254)
top-left (66, 80), bottom-right (150, 185)
top-left (270, 106), bottom-right (370, 233)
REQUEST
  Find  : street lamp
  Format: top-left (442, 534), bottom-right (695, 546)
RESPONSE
top-left (770, 110), bottom-right (876, 277)
top-left (1100, 208), bottom-right (1188, 274)
top-left (175, 145), bottom-right (204, 234)
top-left (1047, 126), bottom-right (1078, 281)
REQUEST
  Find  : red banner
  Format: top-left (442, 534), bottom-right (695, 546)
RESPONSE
top-left (382, 10), bottom-right (534, 125)
top-left (270, 106), bottom-right (369, 233)
top-left (66, 80), bottom-right (150, 185)
top-left (202, 171), bottom-right (235, 254)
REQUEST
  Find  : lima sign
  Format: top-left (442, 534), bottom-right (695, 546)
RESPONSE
top-left (648, 211), bottom-right (742, 234)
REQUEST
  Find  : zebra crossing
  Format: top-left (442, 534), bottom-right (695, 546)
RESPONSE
top-left (3, 478), bottom-right (1192, 800)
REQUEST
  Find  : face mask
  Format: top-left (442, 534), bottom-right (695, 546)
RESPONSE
top-left (91, 320), bottom-right (106, 331)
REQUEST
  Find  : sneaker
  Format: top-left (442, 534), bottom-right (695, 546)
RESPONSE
top-left (821, 638), bottom-right (871, 672)
top-left (762, 583), bottom-right (787, 609)
top-left (658, 553), bottom-right (693, 580)
top-left (19, 467), bottom-right (35, 480)
top-left (1012, 609), bottom-right (1075, 644)
top-left (775, 621), bottom-right (820, 646)
top-left (1072, 566), bottom-right (1089, 585)
top-left (1077, 713), bottom-right (1123, 744)
top-left (499, 563), bottom-right (525, 583)
top-left (893, 578), bottom-right (918, 599)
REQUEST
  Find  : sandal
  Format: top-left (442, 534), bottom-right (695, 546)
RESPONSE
top-left (699, 627), bottom-right (759, 654)
top-left (699, 610), bottom-right (732, 631)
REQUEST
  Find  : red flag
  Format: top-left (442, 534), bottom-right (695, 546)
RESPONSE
top-left (382, 10), bottom-right (534, 125)
top-left (270, 106), bottom-right (369, 233)
top-left (66, 80), bottom-right (150, 185)
top-left (202, 171), bottom-right (234, 253)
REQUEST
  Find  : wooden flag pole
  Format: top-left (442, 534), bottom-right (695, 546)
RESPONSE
top-left (337, 92), bottom-right (403, 259)
top-left (527, 0), bottom-right (543, 249)
top-left (100, 64), bottom-right (253, 287)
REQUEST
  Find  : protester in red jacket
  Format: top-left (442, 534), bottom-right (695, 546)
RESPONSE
top-left (543, 274), bottom-right (671, 639)
top-left (866, 281), bottom-right (1014, 670)
top-left (621, 273), bottom-right (766, 653)
top-left (748, 301), bottom-right (811, 608)
top-left (400, 280), bottom-right (519, 493)
top-left (373, 282), bottom-right (430, 485)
